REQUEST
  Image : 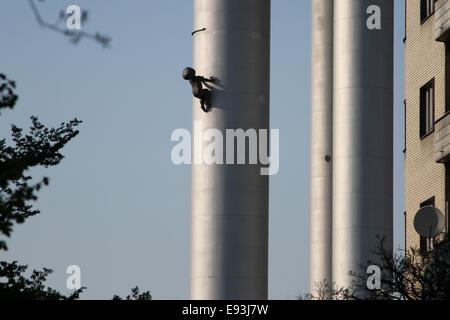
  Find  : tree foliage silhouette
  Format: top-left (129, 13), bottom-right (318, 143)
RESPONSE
top-left (0, 73), bottom-right (83, 299)
top-left (307, 235), bottom-right (450, 300)
top-left (0, 261), bottom-right (84, 300)
top-left (113, 287), bottom-right (152, 301)
top-left (1, 4), bottom-right (151, 300)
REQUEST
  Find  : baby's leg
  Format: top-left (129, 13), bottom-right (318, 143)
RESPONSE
top-left (200, 98), bottom-right (207, 113)
top-left (200, 89), bottom-right (211, 110)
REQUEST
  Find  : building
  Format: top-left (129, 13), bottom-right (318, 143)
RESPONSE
top-left (405, 0), bottom-right (450, 252)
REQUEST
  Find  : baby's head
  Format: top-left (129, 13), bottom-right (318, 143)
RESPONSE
top-left (182, 67), bottom-right (196, 80)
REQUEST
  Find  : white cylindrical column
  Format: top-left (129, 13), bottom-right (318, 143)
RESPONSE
top-left (310, 0), bottom-right (334, 296)
top-left (332, 0), bottom-right (393, 290)
top-left (190, 0), bottom-right (271, 300)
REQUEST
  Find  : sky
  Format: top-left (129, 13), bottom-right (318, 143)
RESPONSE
top-left (0, 0), bottom-right (405, 299)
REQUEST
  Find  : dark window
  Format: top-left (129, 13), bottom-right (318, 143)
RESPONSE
top-left (446, 44), bottom-right (450, 113)
top-left (420, 197), bottom-right (436, 253)
top-left (420, 197), bottom-right (435, 208)
top-left (404, 99), bottom-right (407, 153)
top-left (446, 164), bottom-right (450, 233)
top-left (421, 0), bottom-right (436, 23)
top-left (420, 79), bottom-right (435, 138)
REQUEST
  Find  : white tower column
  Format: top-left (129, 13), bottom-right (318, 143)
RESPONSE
top-left (332, 0), bottom-right (393, 290)
top-left (190, 0), bottom-right (271, 300)
top-left (310, 0), bottom-right (334, 296)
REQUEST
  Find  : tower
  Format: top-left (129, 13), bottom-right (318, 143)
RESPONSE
top-left (310, 0), bottom-right (334, 294)
top-left (332, 0), bottom-right (393, 289)
top-left (310, 0), bottom-right (394, 294)
top-left (190, 0), bottom-right (271, 300)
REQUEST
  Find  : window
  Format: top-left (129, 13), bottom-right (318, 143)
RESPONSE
top-left (420, 197), bottom-right (436, 253)
top-left (420, 79), bottom-right (435, 138)
top-left (421, 0), bottom-right (436, 23)
top-left (446, 44), bottom-right (450, 112)
top-left (420, 196), bottom-right (435, 208)
top-left (446, 164), bottom-right (450, 233)
top-left (404, 100), bottom-right (407, 153)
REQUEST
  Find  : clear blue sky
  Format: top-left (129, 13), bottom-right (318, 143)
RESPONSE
top-left (0, 0), bottom-right (405, 299)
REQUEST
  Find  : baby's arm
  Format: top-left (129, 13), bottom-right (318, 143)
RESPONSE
top-left (199, 76), bottom-right (215, 83)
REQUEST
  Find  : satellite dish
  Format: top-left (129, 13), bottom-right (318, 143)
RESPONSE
top-left (413, 206), bottom-right (445, 238)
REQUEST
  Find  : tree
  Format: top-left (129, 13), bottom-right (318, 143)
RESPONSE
top-left (1, 2), bottom-right (94, 299)
top-left (0, 73), bottom-right (84, 299)
top-left (113, 287), bottom-right (152, 301)
top-left (306, 235), bottom-right (450, 300)
top-left (0, 261), bottom-right (84, 300)
top-left (2, 5), bottom-right (150, 300)
top-left (27, 0), bottom-right (111, 48)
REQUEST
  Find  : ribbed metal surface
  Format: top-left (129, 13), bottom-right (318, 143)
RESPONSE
top-left (332, 0), bottom-right (393, 290)
top-left (310, 0), bottom-right (334, 296)
top-left (190, 0), bottom-right (271, 300)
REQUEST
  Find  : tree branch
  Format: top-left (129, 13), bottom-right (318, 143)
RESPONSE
top-left (27, 0), bottom-right (111, 48)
